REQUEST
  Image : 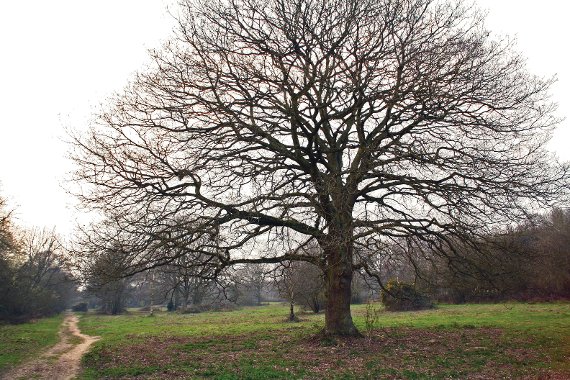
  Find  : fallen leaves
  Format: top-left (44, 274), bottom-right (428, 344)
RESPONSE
top-left (83, 326), bottom-right (568, 379)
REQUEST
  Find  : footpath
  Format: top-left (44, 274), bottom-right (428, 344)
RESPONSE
top-left (1, 313), bottom-right (99, 380)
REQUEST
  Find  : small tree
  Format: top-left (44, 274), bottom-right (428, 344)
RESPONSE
top-left (275, 263), bottom-right (300, 321)
top-left (276, 260), bottom-right (326, 316)
top-left (83, 245), bottom-right (130, 315)
top-left (161, 256), bottom-right (217, 312)
top-left (230, 264), bottom-right (268, 306)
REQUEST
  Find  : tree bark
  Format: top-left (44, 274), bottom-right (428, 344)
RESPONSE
top-left (288, 301), bottom-right (296, 321)
top-left (192, 286), bottom-right (204, 306)
top-left (181, 287), bottom-right (190, 312)
top-left (323, 242), bottom-right (360, 336)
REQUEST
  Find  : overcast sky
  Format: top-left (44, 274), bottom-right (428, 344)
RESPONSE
top-left (0, 0), bottom-right (569, 237)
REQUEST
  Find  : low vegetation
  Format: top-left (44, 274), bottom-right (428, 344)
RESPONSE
top-left (75, 302), bottom-right (569, 379)
top-left (381, 280), bottom-right (434, 311)
top-left (0, 314), bottom-right (64, 373)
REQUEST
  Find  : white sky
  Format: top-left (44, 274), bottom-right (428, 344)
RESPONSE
top-left (0, 0), bottom-right (569, 237)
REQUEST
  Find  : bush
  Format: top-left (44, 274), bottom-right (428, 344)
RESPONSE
top-left (381, 279), bottom-right (434, 311)
top-left (71, 302), bottom-right (88, 312)
top-left (180, 305), bottom-right (203, 314)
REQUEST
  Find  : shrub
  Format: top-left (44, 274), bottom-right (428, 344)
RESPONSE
top-left (180, 305), bottom-right (203, 314)
top-left (381, 279), bottom-right (434, 311)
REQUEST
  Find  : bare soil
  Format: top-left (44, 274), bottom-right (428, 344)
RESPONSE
top-left (1, 313), bottom-right (99, 380)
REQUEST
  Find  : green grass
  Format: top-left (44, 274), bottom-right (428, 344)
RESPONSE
top-left (80, 304), bottom-right (311, 341)
top-left (0, 314), bottom-right (64, 373)
top-left (3, 305), bottom-right (564, 378)
top-left (353, 302), bottom-right (570, 339)
top-left (77, 302), bottom-right (569, 379)
top-left (355, 302), bottom-right (570, 370)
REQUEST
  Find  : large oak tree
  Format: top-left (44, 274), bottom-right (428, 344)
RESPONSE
top-left (72, 0), bottom-right (568, 335)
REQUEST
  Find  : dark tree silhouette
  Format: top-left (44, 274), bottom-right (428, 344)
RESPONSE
top-left (1, 202), bottom-right (76, 321)
top-left (82, 244), bottom-right (131, 315)
top-left (0, 196), bottom-right (16, 255)
top-left (71, 0), bottom-right (568, 335)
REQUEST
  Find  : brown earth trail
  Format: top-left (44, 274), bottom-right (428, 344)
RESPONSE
top-left (1, 313), bottom-right (99, 380)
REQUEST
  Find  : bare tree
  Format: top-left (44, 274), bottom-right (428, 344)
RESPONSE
top-left (0, 196), bottom-right (16, 256)
top-left (230, 264), bottom-right (269, 306)
top-left (275, 260), bottom-right (325, 318)
top-left (161, 253), bottom-right (217, 311)
top-left (275, 263), bottom-right (300, 321)
top-left (82, 243), bottom-right (131, 315)
top-left (0, 205), bottom-right (76, 320)
top-left (18, 228), bottom-right (65, 290)
top-left (71, 0), bottom-right (568, 335)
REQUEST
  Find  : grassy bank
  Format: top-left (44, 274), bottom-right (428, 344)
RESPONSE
top-left (0, 314), bottom-right (64, 374)
top-left (78, 302), bottom-right (569, 379)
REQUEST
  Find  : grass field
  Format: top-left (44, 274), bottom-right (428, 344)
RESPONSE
top-left (74, 302), bottom-right (570, 379)
top-left (0, 314), bottom-right (64, 373)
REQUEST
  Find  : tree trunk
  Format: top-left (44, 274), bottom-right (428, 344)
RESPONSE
top-left (288, 301), bottom-right (296, 321)
top-left (192, 287), bottom-right (204, 306)
top-left (181, 287), bottom-right (190, 311)
top-left (323, 242), bottom-right (360, 336)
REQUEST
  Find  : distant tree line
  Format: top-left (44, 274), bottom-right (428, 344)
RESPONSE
top-left (78, 241), bottom-right (373, 316)
top-left (374, 208), bottom-right (570, 303)
top-left (80, 254), bottom-right (282, 315)
top-left (74, 207), bottom-right (568, 316)
top-left (0, 195), bottom-right (77, 323)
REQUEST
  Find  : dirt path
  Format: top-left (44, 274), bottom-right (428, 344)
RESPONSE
top-left (1, 313), bottom-right (100, 380)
